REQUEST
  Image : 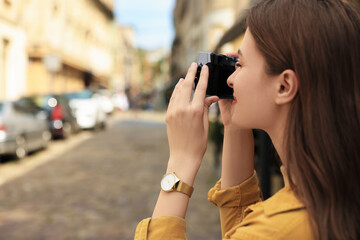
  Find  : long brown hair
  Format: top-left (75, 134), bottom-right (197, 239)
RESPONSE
top-left (247, 0), bottom-right (360, 239)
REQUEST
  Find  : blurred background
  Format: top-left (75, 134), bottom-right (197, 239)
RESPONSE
top-left (0, 0), bottom-right (282, 239)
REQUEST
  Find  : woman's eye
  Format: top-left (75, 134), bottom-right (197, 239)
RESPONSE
top-left (235, 62), bottom-right (242, 69)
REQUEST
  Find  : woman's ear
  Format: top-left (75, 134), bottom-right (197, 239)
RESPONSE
top-left (274, 69), bottom-right (298, 105)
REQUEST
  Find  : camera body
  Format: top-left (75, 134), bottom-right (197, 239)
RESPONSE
top-left (194, 52), bottom-right (237, 99)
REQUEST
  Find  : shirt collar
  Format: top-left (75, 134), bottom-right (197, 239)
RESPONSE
top-left (248, 186), bottom-right (305, 216)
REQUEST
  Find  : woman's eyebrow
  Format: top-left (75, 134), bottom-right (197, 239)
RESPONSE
top-left (238, 49), bottom-right (243, 57)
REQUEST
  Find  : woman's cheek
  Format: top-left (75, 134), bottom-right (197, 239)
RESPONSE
top-left (232, 82), bottom-right (259, 128)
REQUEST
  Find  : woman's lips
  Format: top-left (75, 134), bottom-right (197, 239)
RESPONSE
top-left (232, 96), bottom-right (237, 105)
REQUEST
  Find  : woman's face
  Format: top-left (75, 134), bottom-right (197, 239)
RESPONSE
top-left (227, 29), bottom-right (278, 130)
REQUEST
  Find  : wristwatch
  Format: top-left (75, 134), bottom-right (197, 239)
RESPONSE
top-left (160, 172), bottom-right (194, 197)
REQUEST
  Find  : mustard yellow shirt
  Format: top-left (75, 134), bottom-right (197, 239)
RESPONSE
top-left (135, 172), bottom-right (314, 239)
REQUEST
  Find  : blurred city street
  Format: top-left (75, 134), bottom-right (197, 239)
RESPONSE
top-left (0, 111), bottom-right (222, 240)
top-left (0, 1), bottom-right (279, 239)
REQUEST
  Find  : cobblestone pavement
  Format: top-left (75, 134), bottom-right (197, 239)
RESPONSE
top-left (0, 112), bottom-right (222, 240)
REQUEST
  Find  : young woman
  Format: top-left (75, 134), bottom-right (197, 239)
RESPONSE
top-left (135, 0), bottom-right (360, 239)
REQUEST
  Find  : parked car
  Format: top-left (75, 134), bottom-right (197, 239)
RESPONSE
top-left (19, 94), bottom-right (80, 139)
top-left (0, 100), bottom-right (51, 159)
top-left (96, 89), bottom-right (115, 115)
top-left (65, 89), bottom-right (106, 130)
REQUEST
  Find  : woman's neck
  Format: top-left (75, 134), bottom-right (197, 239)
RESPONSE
top-left (265, 108), bottom-right (289, 186)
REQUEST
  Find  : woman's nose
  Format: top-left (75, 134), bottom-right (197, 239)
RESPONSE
top-left (227, 73), bottom-right (234, 88)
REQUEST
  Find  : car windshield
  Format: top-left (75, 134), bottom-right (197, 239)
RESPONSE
top-left (29, 95), bottom-right (53, 110)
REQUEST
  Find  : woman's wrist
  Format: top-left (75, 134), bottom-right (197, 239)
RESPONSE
top-left (152, 157), bottom-right (199, 219)
top-left (166, 157), bottom-right (201, 186)
top-left (221, 127), bottom-right (254, 189)
top-left (223, 125), bottom-right (251, 133)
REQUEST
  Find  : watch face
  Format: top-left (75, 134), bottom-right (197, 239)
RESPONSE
top-left (161, 173), bottom-right (177, 191)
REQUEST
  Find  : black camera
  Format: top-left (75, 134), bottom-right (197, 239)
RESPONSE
top-left (194, 52), bottom-right (237, 99)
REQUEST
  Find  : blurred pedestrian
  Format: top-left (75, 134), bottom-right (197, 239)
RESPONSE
top-left (135, 0), bottom-right (360, 239)
top-left (112, 90), bottom-right (129, 111)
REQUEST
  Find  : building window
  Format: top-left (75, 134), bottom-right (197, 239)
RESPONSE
top-left (3, 0), bottom-right (12, 7)
top-left (53, 3), bottom-right (58, 14)
top-left (1, 39), bottom-right (10, 99)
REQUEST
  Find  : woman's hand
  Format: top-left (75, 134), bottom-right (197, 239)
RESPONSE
top-left (152, 65), bottom-right (218, 219)
top-left (166, 62), bottom-right (219, 185)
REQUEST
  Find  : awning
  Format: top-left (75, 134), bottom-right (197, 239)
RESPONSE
top-left (214, 19), bottom-right (246, 53)
top-left (214, 0), bottom-right (261, 52)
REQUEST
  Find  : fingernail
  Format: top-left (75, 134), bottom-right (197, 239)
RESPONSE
top-left (202, 65), bottom-right (208, 70)
top-left (191, 62), bottom-right (197, 67)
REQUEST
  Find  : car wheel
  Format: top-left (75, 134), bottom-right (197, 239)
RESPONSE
top-left (15, 135), bottom-right (27, 159)
top-left (62, 122), bottom-right (72, 139)
top-left (94, 121), bottom-right (106, 131)
top-left (42, 130), bottom-right (51, 148)
top-left (100, 121), bottom-right (106, 130)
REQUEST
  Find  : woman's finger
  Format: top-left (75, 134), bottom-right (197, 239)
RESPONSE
top-left (179, 62), bottom-right (198, 104)
top-left (226, 52), bottom-right (239, 58)
top-left (192, 65), bottom-right (209, 106)
top-left (204, 96), bottom-right (219, 108)
top-left (168, 78), bottom-right (184, 109)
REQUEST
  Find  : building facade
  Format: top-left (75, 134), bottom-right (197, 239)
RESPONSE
top-left (113, 25), bottom-right (141, 92)
top-left (0, 0), bottom-right (137, 100)
top-left (21, 0), bottom-right (115, 95)
top-left (0, 0), bottom-right (27, 100)
top-left (171, 0), bottom-right (252, 78)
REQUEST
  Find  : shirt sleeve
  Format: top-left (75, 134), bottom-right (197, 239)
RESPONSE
top-left (134, 215), bottom-right (186, 240)
top-left (208, 171), bottom-right (262, 238)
